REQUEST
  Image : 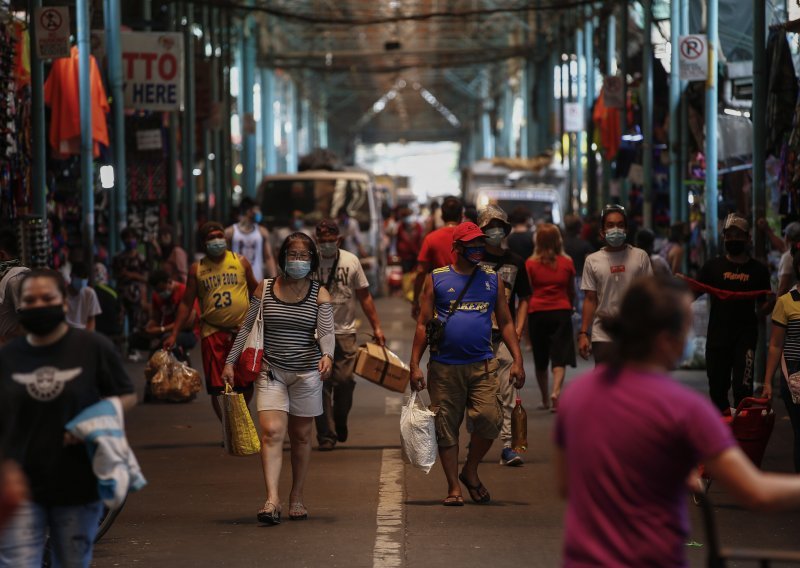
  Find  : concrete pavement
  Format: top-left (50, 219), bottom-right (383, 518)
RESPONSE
top-left (93, 296), bottom-right (800, 567)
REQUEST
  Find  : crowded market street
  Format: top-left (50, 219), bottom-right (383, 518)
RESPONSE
top-left (91, 296), bottom-right (800, 568)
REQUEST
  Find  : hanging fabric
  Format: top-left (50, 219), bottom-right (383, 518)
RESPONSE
top-left (44, 46), bottom-right (109, 159)
top-left (766, 30), bottom-right (798, 158)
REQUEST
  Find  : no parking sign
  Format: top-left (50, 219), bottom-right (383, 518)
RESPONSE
top-left (34, 7), bottom-right (70, 59)
top-left (678, 35), bottom-right (708, 81)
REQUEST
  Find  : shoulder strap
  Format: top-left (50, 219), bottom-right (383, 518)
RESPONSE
top-left (791, 289), bottom-right (800, 303)
top-left (446, 268), bottom-right (479, 318)
top-left (325, 253), bottom-right (340, 290)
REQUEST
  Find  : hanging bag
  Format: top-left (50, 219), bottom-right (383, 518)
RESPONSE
top-left (399, 391), bottom-right (437, 474)
top-left (235, 281), bottom-right (268, 384)
top-left (219, 383), bottom-right (261, 456)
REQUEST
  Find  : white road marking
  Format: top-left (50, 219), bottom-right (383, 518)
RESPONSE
top-left (385, 396), bottom-right (403, 416)
top-left (373, 448), bottom-right (404, 568)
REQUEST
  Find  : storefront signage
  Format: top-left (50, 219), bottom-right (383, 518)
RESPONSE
top-left (564, 102), bottom-right (584, 133)
top-left (136, 129), bottom-right (163, 151)
top-left (678, 35), bottom-right (708, 82)
top-left (603, 76), bottom-right (624, 109)
top-left (121, 32), bottom-right (184, 111)
top-left (34, 7), bottom-right (71, 59)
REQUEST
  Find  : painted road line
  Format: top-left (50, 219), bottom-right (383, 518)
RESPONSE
top-left (373, 448), bottom-right (404, 568)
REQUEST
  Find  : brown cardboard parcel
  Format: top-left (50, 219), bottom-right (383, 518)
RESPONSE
top-left (355, 342), bottom-right (410, 393)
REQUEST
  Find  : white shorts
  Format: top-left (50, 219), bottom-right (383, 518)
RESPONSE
top-left (255, 366), bottom-right (323, 417)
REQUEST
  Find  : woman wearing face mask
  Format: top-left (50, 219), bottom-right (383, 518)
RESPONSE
top-left (578, 205), bottom-right (652, 365)
top-left (155, 225), bottom-right (188, 284)
top-left (556, 276), bottom-right (800, 568)
top-left (64, 261), bottom-right (102, 332)
top-left (525, 223), bottom-right (576, 411)
top-left (164, 222), bottom-right (259, 422)
top-left (0, 269), bottom-right (136, 567)
top-left (222, 232), bottom-right (333, 525)
top-left (112, 228), bottom-right (148, 340)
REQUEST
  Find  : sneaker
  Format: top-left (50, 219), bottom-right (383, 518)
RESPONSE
top-left (318, 439), bottom-right (336, 451)
top-left (500, 447), bottom-right (523, 467)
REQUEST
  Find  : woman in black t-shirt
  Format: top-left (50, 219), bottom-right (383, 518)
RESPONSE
top-left (0, 269), bottom-right (135, 568)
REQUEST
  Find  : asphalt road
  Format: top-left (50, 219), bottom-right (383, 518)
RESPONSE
top-left (93, 296), bottom-right (800, 567)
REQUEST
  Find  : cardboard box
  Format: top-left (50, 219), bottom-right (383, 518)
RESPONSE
top-left (355, 342), bottom-right (410, 393)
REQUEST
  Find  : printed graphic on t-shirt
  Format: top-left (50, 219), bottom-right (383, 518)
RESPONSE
top-left (12, 366), bottom-right (81, 401)
top-left (236, 241), bottom-right (259, 266)
top-left (723, 271), bottom-right (750, 283)
top-left (610, 265), bottom-right (626, 274)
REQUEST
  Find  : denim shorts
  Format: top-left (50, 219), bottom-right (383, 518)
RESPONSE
top-left (0, 500), bottom-right (103, 568)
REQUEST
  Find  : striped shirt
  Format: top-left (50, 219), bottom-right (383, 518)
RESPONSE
top-left (771, 288), bottom-right (800, 362)
top-left (226, 279), bottom-right (334, 372)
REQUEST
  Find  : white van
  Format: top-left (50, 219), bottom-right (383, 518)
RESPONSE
top-left (472, 186), bottom-right (563, 226)
top-left (257, 171), bottom-right (382, 294)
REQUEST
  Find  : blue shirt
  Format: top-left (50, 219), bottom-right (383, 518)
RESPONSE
top-left (430, 265), bottom-right (497, 365)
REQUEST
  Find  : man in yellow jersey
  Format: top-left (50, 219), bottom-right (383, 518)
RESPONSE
top-left (165, 222), bottom-right (259, 420)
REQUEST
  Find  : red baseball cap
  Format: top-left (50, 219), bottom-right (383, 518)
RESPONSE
top-left (452, 222), bottom-right (485, 243)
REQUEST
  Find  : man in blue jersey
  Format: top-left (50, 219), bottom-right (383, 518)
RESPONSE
top-left (409, 222), bottom-right (525, 506)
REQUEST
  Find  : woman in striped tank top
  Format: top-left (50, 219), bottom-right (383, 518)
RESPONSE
top-left (224, 233), bottom-right (334, 525)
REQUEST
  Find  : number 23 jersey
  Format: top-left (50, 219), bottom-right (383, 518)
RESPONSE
top-left (197, 250), bottom-right (250, 337)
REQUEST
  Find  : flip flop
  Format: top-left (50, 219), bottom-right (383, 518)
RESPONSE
top-left (442, 495), bottom-right (464, 507)
top-left (458, 472), bottom-right (491, 504)
top-left (288, 502), bottom-right (308, 521)
top-left (257, 502), bottom-right (281, 525)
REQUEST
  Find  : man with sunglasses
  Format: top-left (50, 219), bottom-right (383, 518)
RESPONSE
top-left (578, 205), bottom-right (652, 365)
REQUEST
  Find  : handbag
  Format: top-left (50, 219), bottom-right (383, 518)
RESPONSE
top-left (425, 268), bottom-right (479, 353)
top-left (236, 281), bottom-right (268, 384)
top-left (219, 383), bottom-right (261, 456)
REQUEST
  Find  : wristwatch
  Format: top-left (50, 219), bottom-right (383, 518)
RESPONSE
top-left (322, 353), bottom-right (334, 361)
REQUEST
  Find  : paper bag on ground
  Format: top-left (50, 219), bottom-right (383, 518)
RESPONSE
top-left (355, 342), bottom-right (410, 393)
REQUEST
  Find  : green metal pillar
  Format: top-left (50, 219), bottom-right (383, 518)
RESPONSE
top-left (668, 0), bottom-right (681, 224)
top-left (620, 0), bottom-right (629, 209)
top-left (752, 0), bottom-right (766, 231)
top-left (481, 70), bottom-right (494, 159)
top-left (241, 13), bottom-right (256, 197)
top-left (602, 9), bottom-right (616, 207)
top-left (183, 4), bottom-right (197, 256)
top-left (77, 0), bottom-right (94, 265)
top-left (679, 0), bottom-right (689, 224)
top-left (167, 3), bottom-right (179, 231)
top-left (286, 80), bottom-right (298, 172)
top-left (221, 9), bottom-right (233, 224)
top-left (521, 61), bottom-right (531, 158)
top-left (576, 26), bottom-right (585, 212)
top-left (642, 0), bottom-right (653, 229)
top-left (104, 0), bottom-right (126, 256)
top-left (210, 6), bottom-right (222, 222)
top-left (585, 10), bottom-right (597, 214)
top-left (706, 0), bottom-right (719, 255)
top-left (30, 0), bottom-right (46, 221)
top-left (261, 69), bottom-right (277, 174)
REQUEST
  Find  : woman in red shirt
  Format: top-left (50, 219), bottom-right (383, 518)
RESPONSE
top-left (526, 224), bottom-right (576, 410)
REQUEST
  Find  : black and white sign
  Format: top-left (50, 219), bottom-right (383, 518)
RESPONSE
top-left (34, 7), bottom-right (71, 59)
top-left (678, 35), bottom-right (708, 82)
top-left (603, 76), bottom-right (624, 109)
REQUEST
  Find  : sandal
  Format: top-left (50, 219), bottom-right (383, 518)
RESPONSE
top-left (442, 495), bottom-right (464, 507)
top-left (257, 502), bottom-right (281, 525)
top-left (288, 502), bottom-right (308, 521)
top-left (458, 472), bottom-right (491, 504)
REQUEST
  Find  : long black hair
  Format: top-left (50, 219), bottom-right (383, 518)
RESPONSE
top-left (277, 232), bottom-right (319, 274)
top-left (600, 276), bottom-right (691, 374)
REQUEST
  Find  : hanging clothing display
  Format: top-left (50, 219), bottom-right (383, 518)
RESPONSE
top-left (592, 88), bottom-right (622, 161)
top-left (44, 46), bottom-right (109, 159)
top-left (766, 30), bottom-right (798, 158)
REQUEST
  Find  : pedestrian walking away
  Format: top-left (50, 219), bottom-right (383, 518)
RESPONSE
top-left (0, 269), bottom-right (136, 568)
top-left (695, 214), bottom-right (772, 413)
top-left (579, 205), bottom-right (652, 365)
top-left (556, 275), bottom-right (800, 568)
top-left (764, 247), bottom-right (800, 472)
top-left (409, 222), bottom-right (525, 506)
top-left (411, 196), bottom-right (464, 319)
top-left (223, 232), bottom-right (334, 525)
top-left (526, 223), bottom-right (577, 412)
top-left (112, 228), bottom-right (148, 339)
top-left (164, 222), bottom-right (259, 421)
top-left (477, 205), bottom-right (532, 466)
top-left (313, 219), bottom-right (386, 451)
top-left (225, 196), bottom-right (278, 280)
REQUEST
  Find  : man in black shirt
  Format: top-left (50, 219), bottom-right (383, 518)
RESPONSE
top-left (478, 205), bottom-right (532, 466)
top-left (506, 206), bottom-right (534, 260)
top-left (697, 214), bottom-right (772, 412)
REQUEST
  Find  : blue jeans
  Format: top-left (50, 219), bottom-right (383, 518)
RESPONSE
top-left (0, 500), bottom-right (103, 568)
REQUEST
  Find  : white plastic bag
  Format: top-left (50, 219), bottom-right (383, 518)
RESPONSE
top-left (400, 391), bottom-right (437, 474)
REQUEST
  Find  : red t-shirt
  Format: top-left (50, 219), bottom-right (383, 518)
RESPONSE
top-left (417, 225), bottom-right (457, 270)
top-left (151, 283), bottom-right (200, 335)
top-left (526, 255), bottom-right (576, 312)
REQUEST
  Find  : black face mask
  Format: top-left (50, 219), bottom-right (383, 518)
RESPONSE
top-left (724, 240), bottom-right (747, 257)
top-left (17, 305), bottom-right (66, 336)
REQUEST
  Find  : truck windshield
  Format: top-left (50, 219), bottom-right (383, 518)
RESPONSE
top-left (260, 177), bottom-right (372, 231)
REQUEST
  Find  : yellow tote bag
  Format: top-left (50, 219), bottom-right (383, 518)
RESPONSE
top-left (219, 384), bottom-right (261, 456)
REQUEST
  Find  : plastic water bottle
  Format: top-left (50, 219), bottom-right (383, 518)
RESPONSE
top-left (511, 391), bottom-right (528, 453)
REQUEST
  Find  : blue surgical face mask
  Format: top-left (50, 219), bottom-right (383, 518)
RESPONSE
top-left (254, 212), bottom-right (263, 224)
top-left (462, 245), bottom-right (486, 265)
top-left (484, 228), bottom-right (505, 247)
top-left (71, 277), bottom-right (87, 291)
top-left (285, 260), bottom-right (312, 280)
top-left (293, 219), bottom-right (304, 231)
top-left (604, 228), bottom-right (627, 248)
top-left (206, 238), bottom-right (227, 257)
